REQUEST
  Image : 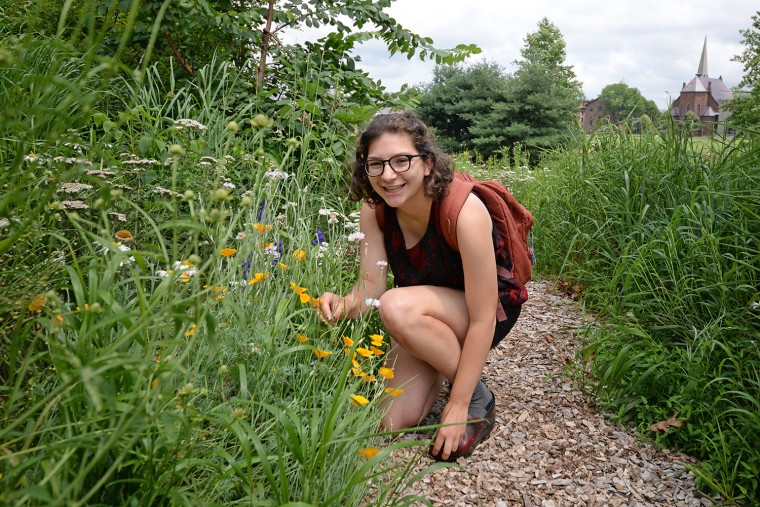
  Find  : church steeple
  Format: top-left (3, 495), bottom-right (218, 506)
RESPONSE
top-left (697, 36), bottom-right (708, 77)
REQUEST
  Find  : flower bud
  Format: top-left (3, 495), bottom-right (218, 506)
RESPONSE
top-left (251, 114), bottom-right (272, 129)
top-left (168, 144), bottom-right (185, 156)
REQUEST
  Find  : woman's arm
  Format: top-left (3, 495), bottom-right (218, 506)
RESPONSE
top-left (448, 193), bottom-right (498, 411)
top-left (320, 201), bottom-right (389, 321)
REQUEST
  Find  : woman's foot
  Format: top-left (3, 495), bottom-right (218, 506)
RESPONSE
top-left (429, 390), bottom-right (496, 462)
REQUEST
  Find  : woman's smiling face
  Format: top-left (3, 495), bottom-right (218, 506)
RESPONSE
top-left (366, 133), bottom-right (431, 208)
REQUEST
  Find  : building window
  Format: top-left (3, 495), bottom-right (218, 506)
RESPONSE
top-left (697, 104), bottom-right (701, 114)
top-left (687, 104), bottom-right (691, 112)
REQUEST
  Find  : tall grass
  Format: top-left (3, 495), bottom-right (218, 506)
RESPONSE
top-left (0, 8), bottom-right (444, 505)
top-left (515, 120), bottom-right (760, 503)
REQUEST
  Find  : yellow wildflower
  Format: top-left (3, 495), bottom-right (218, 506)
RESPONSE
top-left (358, 447), bottom-right (380, 459)
top-left (378, 367), bottom-right (394, 379)
top-left (292, 249), bottom-right (306, 261)
top-left (355, 347), bottom-right (373, 358)
top-left (296, 334), bottom-right (308, 343)
top-left (313, 349), bottom-right (332, 359)
top-left (384, 387), bottom-right (404, 397)
top-left (185, 323), bottom-right (197, 337)
top-left (220, 248), bottom-right (237, 257)
top-left (253, 223), bottom-right (272, 234)
top-left (28, 294), bottom-right (46, 312)
top-left (350, 394), bottom-right (369, 407)
top-left (248, 272), bottom-right (270, 285)
top-left (342, 336), bottom-right (354, 347)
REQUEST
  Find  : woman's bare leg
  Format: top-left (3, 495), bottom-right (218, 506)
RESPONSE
top-left (377, 285), bottom-right (471, 430)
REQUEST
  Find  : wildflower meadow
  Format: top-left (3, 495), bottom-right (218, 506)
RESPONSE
top-left (0, 18), bottom-right (448, 505)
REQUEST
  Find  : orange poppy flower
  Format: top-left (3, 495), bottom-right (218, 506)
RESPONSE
top-left (313, 349), bottom-right (332, 359)
top-left (358, 447), bottom-right (380, 458)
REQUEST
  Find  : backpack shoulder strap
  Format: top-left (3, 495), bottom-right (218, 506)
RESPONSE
top-left (439, 173), bottom-right (474, 252)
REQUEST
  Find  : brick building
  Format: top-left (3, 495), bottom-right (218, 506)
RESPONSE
top-left (579, 98), bottom-right (604, 133)
top-left (670, 38), bottom-right (734, 136)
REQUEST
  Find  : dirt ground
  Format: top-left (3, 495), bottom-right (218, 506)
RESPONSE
top-left (392, 280), bottom-right (721, 507)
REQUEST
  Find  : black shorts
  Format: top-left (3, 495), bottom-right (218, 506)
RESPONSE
top-left (491, 305), bottom-right (522, 349)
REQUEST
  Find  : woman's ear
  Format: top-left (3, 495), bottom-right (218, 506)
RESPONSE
top-left (423, 155), bottom-right (434, 176)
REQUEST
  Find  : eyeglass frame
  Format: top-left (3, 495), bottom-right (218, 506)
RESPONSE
top-left (362, 153), bottom-right (427, 177)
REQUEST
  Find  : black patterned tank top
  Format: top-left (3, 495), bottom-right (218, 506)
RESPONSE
top-left (383, 198), bottom-right (527, 320)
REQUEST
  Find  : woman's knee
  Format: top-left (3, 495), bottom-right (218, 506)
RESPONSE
top-left (378, 288), bottom-right (414, 335)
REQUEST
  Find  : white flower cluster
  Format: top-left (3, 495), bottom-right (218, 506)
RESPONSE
top-left (117, 243), bottom-right (135, 266)
top-left (57, 182), bottom-right (94, 194)
top-left (153, 187), bottom-right (183, 198)
top-left (364, 298), bottom-right (381, 309)
top-left (102, 242), bottom-right (135, 266)
top-left (60, 200), bottom-right (89, 209)
top-left (23, 153), bottom-right (45, 164)
top-left (174, 118), bottom-right (208, 131)
top-left (347, 231), bottom-right (365, 242)
top-left (264, 171), bottom-right (289, 179)
top-left (108, 211), bottom-right (127, 222)
top-left (85, 169), bottom-right (117, 178)
top-left (52, 156), bottom-right (80, 164)
top-left (318, 207), bottom-right (340, 224)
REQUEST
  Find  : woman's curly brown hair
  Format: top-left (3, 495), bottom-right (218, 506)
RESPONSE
top-left (349, 111), bottom-right (453, 205)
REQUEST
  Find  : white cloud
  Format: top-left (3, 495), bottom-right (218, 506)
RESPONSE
top-left (343, 0), bottom-right (757, 110)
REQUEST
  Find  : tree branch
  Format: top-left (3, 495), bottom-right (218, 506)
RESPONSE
top-left (163, 32), bottom-right (194, 75)
top-left (256, 0), bottom-right (276, 93)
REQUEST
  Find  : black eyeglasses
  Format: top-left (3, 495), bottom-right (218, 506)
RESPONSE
top-left (363, 154), bottom-right (426, 177)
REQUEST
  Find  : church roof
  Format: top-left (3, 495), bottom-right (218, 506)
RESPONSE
top-left (680, 76), bottom-right (733, 103)
top-left (679, 37), bottom-right (733, 104)
top-left (702, 106), bottom-right (717, 116)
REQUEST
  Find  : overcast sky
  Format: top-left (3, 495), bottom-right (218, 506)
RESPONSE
top-left (294, 0), bottom-right (757, 111)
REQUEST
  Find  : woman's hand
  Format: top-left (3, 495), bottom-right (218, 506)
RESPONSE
top-left (431, 401), bottom-right (468, 461)
top-left (318, 292), bottom-right (344, 323)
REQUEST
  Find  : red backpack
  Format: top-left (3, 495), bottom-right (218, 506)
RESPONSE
top-left (375, 172), bottom-right (535, 284)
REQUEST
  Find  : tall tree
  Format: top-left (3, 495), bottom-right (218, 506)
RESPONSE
top-left (597, 82), bottom-right (660, 125)
top-left (471, 18), bottom-right (584, 160)
top-left (725, 11), bottom-right (760, 129)
top-left (415, 61), bottom-right (508, 153)
top-left (8, 0), bottom-right (479, 140)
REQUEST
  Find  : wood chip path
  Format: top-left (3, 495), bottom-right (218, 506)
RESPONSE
top-left (392, 280), bottom-right (721, 507)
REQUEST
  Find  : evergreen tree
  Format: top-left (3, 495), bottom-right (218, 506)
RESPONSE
top-left (471, 18), bottom-right (584, 160)
top-left (415, 62), bottom-right (508, 153)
